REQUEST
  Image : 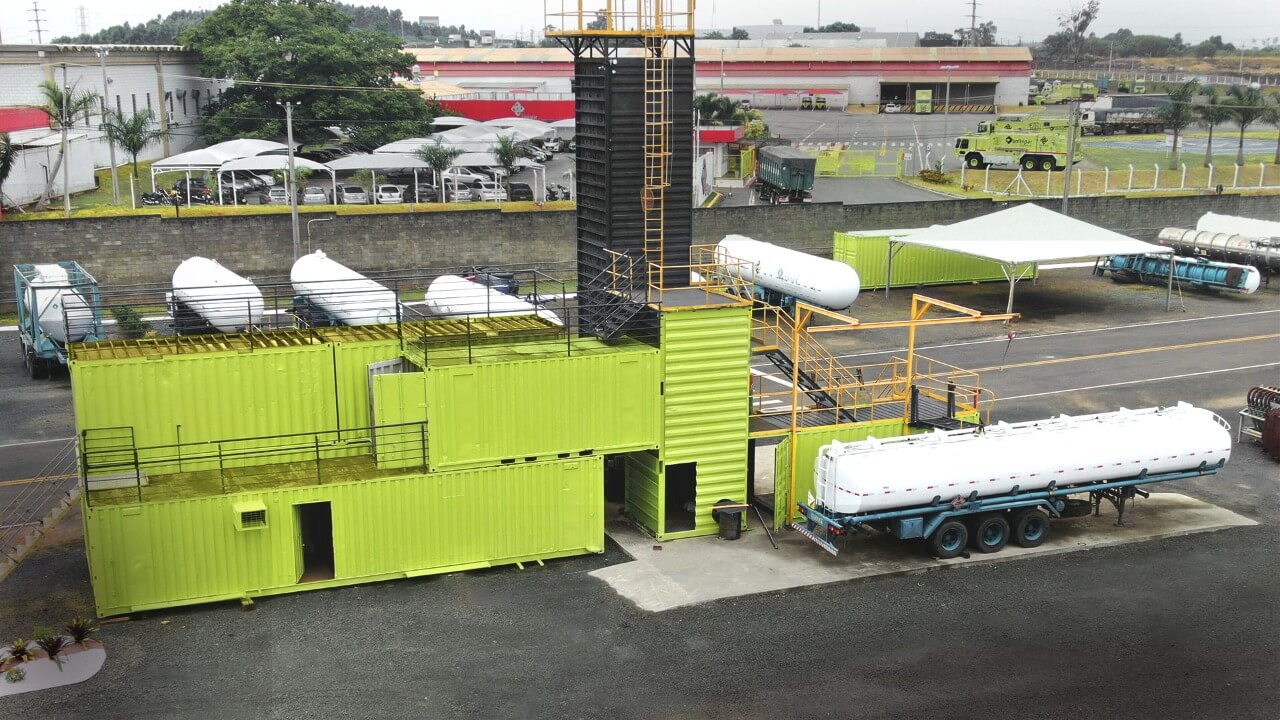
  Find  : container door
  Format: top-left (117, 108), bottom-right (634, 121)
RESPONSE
top-left (296, 502), bottom-right (334, 583)
top-left (367, 359), bottom-right (409, 451)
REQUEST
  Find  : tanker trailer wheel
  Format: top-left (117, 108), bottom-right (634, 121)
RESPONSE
top-left (1039, 157), bottom-right (1056, 172)
top-left (970, 514), bottom-right (1010, 553)
top-left (929, 519), bottom-right (969, 559)
top-left (1011, 509), bottom-right (1050, 548)
top-left (965, 153), bottom-right (985, 169)
top-left (1021, 156), bottom-right (1038, 171)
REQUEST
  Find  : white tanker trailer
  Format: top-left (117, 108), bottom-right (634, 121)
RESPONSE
top-left (424, 275), bottom-right (562, 326)
top-left (13, 261), bottom-right (103, 379)
top-left (1195, 212), bottom-right (1280, 239)
top-left (291, 251), bottom-right (399, 327)
top-left (716, 235), bottom-right (860, 310)
top-left (794, 403), bottom-right (1231, 558)
top-left (170, 257), bottom-right (265, 334)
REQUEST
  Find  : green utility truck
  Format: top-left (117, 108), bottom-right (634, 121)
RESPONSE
top-left (953, 118), bottom-right (1081, 171)
top-left (1033, 81), bottom-right (1098, 105)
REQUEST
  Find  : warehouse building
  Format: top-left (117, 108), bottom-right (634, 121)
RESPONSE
top-left (413, 46), bottom-right (1031, 118)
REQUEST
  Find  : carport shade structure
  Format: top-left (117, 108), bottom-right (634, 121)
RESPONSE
top-left (885, 204), bottom-right (1175, 314)
top-left (216, 155), bottom-right (334, 206)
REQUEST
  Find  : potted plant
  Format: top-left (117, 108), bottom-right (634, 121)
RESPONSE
top-left (33, 627), bottom-right (68, 670)
top-left (64, 617), bottom-right (99, 648)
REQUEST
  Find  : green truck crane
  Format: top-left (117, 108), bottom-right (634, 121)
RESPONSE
top-left (1033, 81), bottom-right (1098, 105)
top-left (953, 116), bottom-right (1082, 171)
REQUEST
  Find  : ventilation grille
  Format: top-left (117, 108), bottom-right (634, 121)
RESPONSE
top-left (233, 501), bottom-right (268, 531)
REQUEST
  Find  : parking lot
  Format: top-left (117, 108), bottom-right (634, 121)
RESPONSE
top-left (2, 267), bottom-right (1277, 719)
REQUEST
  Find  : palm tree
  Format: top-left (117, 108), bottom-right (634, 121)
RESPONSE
top-left (1194, 89), bottom-right (1234, 168)
top-left (414, 139), bottom-right (462, 203)
top-left (34, 80), bottom-right (99, 211)
top-left (101, 109), bottom-right (166, 180)
top-left (1159, 80), bottom-right (1198, 170)
top-left (0, 133), bottom-right (14, 219)
top-left (491, 135), bottom-right (522, 198)
top-left (1225, 85), bottom-right (1266, 167)
top-left (1265, 95), bottom-right (1280, 166)
top-left (693, 93), bottom-right (745, 125)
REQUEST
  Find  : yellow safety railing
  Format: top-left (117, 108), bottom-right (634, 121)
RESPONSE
top-left (544, 0), bottom-right (696, 36)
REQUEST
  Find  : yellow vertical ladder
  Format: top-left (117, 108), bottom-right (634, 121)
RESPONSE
top-left (641, 20), bottom-right (672, 292)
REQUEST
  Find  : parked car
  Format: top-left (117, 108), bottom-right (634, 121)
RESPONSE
top-left (568, 139), bottom-right (576, 152)
top-left (299, 186), bottom-right (329, 205)
top-left (336, 185), bottom-right (369, 204)
top-left (472, 181), bottom-right (508, 202)
top-left (173, 177), bottom-right (207, 193)
top-left (375, 184), bottom-right (404, 204)
top-left (508, 182), bottom-right (534, 201)
top-left (542, 138), bottom-right (563, 152)
top-left (883, 102), bottom-right (902, 114)
top-left (739, 98), bottom-right (752, 111)
top-left (441, 168), bottom-right (488, 186)
top-left (443, 184), bottom-right (473, 202)
top-left (409, 184), bottom-right (438, 203)
top-left (266, 187), bottom-right (289, 204)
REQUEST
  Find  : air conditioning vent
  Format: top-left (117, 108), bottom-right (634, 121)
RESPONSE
top-left (233, 501), bottom-right (268, 531)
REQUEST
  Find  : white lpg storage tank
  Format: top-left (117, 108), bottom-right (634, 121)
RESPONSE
top-left (813, 403), bottom-right (1231, 516)
top-left (1196, 212), bottom-right (1280, 238)
top-left (171, 257), bottom-right (265, 333)
top-left (717, 234), bottom-right (860, 309)
top-left (425, 275), bottom-right (562, 325)
top-left (291, 250), bottom-right (399, 326)
top-left (29, 264), bottom-right (94, 344)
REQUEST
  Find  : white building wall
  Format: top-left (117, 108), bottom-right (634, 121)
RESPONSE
top-left (994, 77), bottom-right (1032, 107)
top-left (3, 135), bottom-right (96, 206)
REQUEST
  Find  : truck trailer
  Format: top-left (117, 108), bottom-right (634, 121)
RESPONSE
top-left (755, 146), bottom-right (816, 204)
top-left (794, 403), bottom-right (1231, 558)
top-left (1080, 94), bottom-right (1171, 135)
top-left (13, 261), bottom-right (104, 379)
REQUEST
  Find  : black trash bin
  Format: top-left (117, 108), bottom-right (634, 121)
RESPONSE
top-left (712, 500), bottom-right (745, 541)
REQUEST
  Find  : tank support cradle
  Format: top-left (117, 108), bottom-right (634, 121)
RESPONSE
top-left (1091, 486), bottom-right (1150, 526)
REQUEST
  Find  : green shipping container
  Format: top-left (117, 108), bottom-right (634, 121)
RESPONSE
top-left (83, 456), bottom-right (604, 616)
top-left (834, 230), bottom-right (1032, 289)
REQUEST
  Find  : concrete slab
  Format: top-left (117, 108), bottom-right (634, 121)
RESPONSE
top-left (591, 493), bottom-right (1257, 612)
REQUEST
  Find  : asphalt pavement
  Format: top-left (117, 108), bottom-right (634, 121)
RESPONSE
top-left (2, 270), bottom-right (1278, 719)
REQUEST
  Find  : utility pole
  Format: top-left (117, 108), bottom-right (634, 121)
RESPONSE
top-left (278, 100), bottom-right (302, 260)
top-left (1061, 102), bottom-right (1078, 214)
top-left (61, 63), bottom-right (71, 218)
top-left (96, 47), bottom-right (120, 205)
top-left (77, 5), bottom-right (88, 36)
top-left (968, 0), bottom-right (978, 47)
top-left (941, 64), bottom-right (959, 170)
top-left (29, 1), bottom-right (46, 44)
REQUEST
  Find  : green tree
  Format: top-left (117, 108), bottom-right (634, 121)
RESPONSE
top-left (181, 0), bottom-right (434, 147)
top-left (1160, 80), bottom-right (1198, 170)
top-left (102, 109), bottom-right (166, 180)
top-left (1225, 85), bottom-right (1266, 166)
top-left (0, 133), bottom-right (14, 217)
top-left (804, 22), bottom-right (861, 33)
top-left (729, 28), bottom-right (749, 40)
top-left (702, 30), bottom-right (725, 39)
top-left (34, 80), bottom-right (99, 211)
top-left (1058, 0), bottom-right (1101, 65)
top-left (491, 135), bottom-right (521, 196)
top-left (1265, 96), bottom-right (1280, 165)
top-left (693, 93), bottom-right (745, 125)
top-left (414, 138), bottom-right (462, 203)
top-left (1194, 89), bottom-right (1234, 168)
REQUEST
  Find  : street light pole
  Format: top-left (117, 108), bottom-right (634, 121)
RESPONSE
top-left (61, 63), bottom-right (71, 218)
top-left (96, 47), bottom-right (120, 205)
top-left (278, 100), bottom-right (302, 260)
top-left (941, 64), bottom-right (959, 171)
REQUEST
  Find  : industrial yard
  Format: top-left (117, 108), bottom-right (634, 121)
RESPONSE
top-left (0, 268), bottom-right (1276, 717)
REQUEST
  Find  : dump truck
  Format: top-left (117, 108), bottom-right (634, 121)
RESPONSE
top-left (13, 261), bottom-right (104, 379)
top-left (1033, 81), bottom-right (1098, 105)
top-left (953, 118), bottom-right (1081, 171)
top-left (755, 146), bottom-right (816, 204)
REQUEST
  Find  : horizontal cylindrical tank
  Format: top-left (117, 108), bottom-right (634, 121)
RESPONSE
top-left (717, 235), bottom-right (861, 310)
top-left (1157, 227), bottom-right (1280, 273)
top-left (1106, 253), bottom-right (1261, 294)
top-left (424, 275), bottom-right (562, 325)
top-left (172, 257), bottom-right (265, 333)
top-left (291, 251), bottom-right (398, 326)
top-left (813, 403), bottom-right (1231, 516)
top-left (1195, 212), bottom-right (1280, 238)
top-left (29, 263), bottom-right (93, 344)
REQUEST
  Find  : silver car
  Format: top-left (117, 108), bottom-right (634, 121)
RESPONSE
top-left (299, 186), bottom-right (329, 205)
top-left (266, 187), bottom-right (289, 204)
top-left (375, 184), bottom-right (403, 204)
top-left (337, 185), bottom-right (369, 204)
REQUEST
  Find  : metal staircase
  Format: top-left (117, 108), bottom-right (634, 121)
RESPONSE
top-left (0, 439), bottom-right (81, 583)
top-left (762, 349), bottom-right (860, 423)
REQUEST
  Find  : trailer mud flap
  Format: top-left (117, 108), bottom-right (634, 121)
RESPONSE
top-left (790, 522), bottom-right (840, 556)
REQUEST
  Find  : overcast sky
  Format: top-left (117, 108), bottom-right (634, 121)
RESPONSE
top-left (4, 1), bottom-right (1277, 48)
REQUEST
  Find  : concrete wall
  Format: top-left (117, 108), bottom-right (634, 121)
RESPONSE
top-left (3, 194), bottom-right (1278, 296)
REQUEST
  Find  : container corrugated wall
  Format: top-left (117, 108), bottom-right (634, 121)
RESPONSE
top-left (83, 456), bottom-right (603, 616)
top-left (656, 306), bottom-right (752, 540)
top-left (771, 412), bottom-right (978, 530)
top-left (624, 449), bottom-right (661, 535)
top-left (834, 232), bottom-right (1019, 289)
top-left (423, 349), bottom-right (661, 471)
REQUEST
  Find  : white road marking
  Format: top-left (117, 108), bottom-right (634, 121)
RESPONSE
top-left (830, 309), bottom-right (1280, 361)
top-left (749, 367), bottom-right (794, 388)
top-left (995, 362), bottom-right (1280, 402)
top-left (800, 123), bottom-right (827, 143)
top-left (0, 437), bottom-right (75, 450)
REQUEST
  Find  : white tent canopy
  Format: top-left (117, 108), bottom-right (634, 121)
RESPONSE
top-left (150, 139), bottom-right (290, 191)
top-left (325, 152), bottom-right (429, 171)
top-left (1196, 212), bottom-right (1280, 238)
top-left (888, 204), bottom-right (1173, 313)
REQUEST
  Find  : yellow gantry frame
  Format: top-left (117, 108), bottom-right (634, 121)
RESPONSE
top-left (783, 295), bottom-right (1018, 521)
top-left (544, 0), bottom-right (697, 37)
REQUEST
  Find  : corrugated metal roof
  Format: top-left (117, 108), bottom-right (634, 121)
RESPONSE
top-left (409, 46), bottom-right (1032, 63)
